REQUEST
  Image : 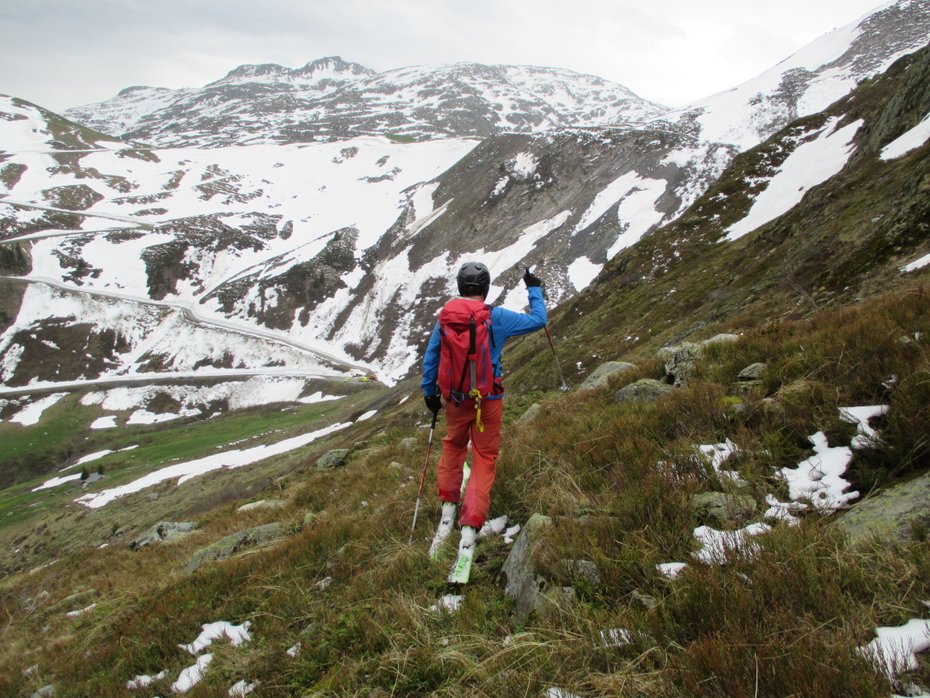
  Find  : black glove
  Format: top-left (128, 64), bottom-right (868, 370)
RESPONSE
top-left (424, 394), bottom-right (442, 417)
top-left (523, 267), bottom-right (542, 288)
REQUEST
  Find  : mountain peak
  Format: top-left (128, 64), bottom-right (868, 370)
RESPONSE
top-left (295, 56), bottom-right (376, 78)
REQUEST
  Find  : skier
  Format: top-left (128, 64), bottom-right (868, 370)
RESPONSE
top-left (421, 262), bottom-right (547, 581)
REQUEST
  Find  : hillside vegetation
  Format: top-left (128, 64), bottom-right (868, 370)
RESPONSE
top-left (1, 37), bottom-right (930, 698)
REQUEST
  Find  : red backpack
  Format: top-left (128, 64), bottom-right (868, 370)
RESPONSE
top-left (437, 298), bottom-right (496, 405)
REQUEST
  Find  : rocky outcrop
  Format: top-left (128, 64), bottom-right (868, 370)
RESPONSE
top-left (692, 493), bottom-right (757, 528)
top-left (659, 334), bottom-right (740, 386)
top-left (578, 361), bottom-right (637, 391)
top-left (502, 513), bottom-right (552, 616)
top-left (184, 523), bottom-right (285, 574)
top-left (835, 472), bottom-right (930, 545)
top-left (316, 449), bottom-right (350, 470)
top-left (129, 521), bottom-right (197, 550)
top-left (614, 379), bottom-right (674, 404)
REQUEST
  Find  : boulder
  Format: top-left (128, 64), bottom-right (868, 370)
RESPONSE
top-left (557, 559), bottom-right (602, 586)
top-left (518, 403), bottom-right (541, 424)
top-left (659, 342), bottom-right (702, 386)
top-left (31, 686), bottom-right (55, 698)
top-left (316, 449), bottom-right (350, 470)
top-left (502, 513), bottom-right (552, 616)
top-left (660, 335), bottom-right (740, 386)
top-left (237, 499), bottom-right (286, 513)
top-left (737, 362), bottom-right (767, 381)
top-left (835, 472), bottom-right (930, 546)
top-left (614, 379), bottom-right (674, 404)
top-left (691, 492), bottom-right (757, 528)
top-left (578, 361), bottom-right (637, 391)
top-left (129, 521), bottom-right (197, 550)
top-left (703, 333), bottom-right (740, 347)
top-left (184, 523), bottom-right (285, 574)
top-left (400, 437), bottom-right (417, 451)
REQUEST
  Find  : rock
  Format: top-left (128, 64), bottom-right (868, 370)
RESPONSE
top-left (631, 590), bottom-right (658, 609)
top-left (691, 492), bottom-right (757, 527)
top-left (237, 499), bottom-right (286, 513)
top-left (129, 521), bottom-right (197, 550)
top-left (659, 342), bottom-right (702, 386)
top-left (81, 472), bottom-right (104, 487)
top-left (31, 685), bottom-right (55, 698)
top-left (659, 335), bottom-right (740, 386)
top-left (614, 379), bottom-right (674, 404)
top-left (388, 461), bottom-right (404, 471)
top-left (539, 585), bottom-right (577, 615)
top-left (184, 523), bottom-right (285, 574)
top-left (518, 403), bottom-right (541, 424)
top-left (558, 559), bottom-right (602, 586)
top-left (835, 472), bottom-right (930, 546)
top-left (48, 588), bottom-right (98, 613)
top-left (776, 379), bottom-right (823, 402)
top-left (702, 333), bottom-right (740, 347)
top-left (316, 449), bottom-right (350, 470)
top-left (502, 513), bottom-right (552, 616)
top-left (578, 361), bottom-right (637, 391)
top-left (400, 437), bottom-right (417, 451)
top-left (737, 362), bottom-right (767, 381)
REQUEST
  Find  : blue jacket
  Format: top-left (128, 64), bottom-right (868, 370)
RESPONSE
top-left (421, 286), bottom-right (547, 397)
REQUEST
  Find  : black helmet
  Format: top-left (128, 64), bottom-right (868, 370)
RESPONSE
top-left (456, 261), bottom-right (491, 298)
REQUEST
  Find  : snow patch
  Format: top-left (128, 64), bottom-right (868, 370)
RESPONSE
top-left (902, 252), bottom-right (930, 273)
top-left (9, 392), bottom-right (69, 426)
top-left (725, 118), bottom-right (863, 241)
top-left (567, 256), bottom-right (602, 292)
top-left (76, 421), bottom-right (351, 508)
top-left (179, 621), bottom-right (252, 655)
top-left (881, 111), bottom-right (930, 160)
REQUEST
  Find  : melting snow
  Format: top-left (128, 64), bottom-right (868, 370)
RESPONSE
top-left (902, 252), bottom-right (930, 273)
top-left (32, 473), bottom-right (83, 492)
top-left (179, 621), bottom-right (252, 655)
top-left (881, 111), bottom-right (930, 161)
top-left (91, 415), bottom-right (118, 429)
top-left (780, 431), bottom-right (857, 510)
top-left (126, 670), bottom-right (167, 690)
top-left (567, 256), bottom-right (602, 292)
top-left (171, 654), bottom-right (213, 694)
top-left (860, 618), bottom-right (930, 678)
top-left (76, 421), bottom-right (351, 508)
top-left (431, 594), bottom-right (463, 613)
top-left (725, 118), bottom-right (863, 241)
top-left (693, 523), bottom-right (771, 564)
top-left (9, 392), bottom-right (69, 426)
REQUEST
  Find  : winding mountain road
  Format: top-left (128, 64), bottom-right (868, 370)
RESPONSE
top-left (1, 275), bottom-right (376, 385)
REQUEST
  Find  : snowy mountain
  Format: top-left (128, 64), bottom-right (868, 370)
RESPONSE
top-left (661, 0), bottom-right (930, 149)
top-left (64, 58), bottom-right (669, 148)
top-left (2, 0), bottom-right (929, 395)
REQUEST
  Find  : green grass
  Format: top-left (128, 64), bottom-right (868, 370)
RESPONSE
top-left (0, 394), bottom-right (345, 530)
top-left (2, 284), bottom-right (930, 696)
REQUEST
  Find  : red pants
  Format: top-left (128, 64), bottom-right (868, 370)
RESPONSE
top-left (436, 397), bottom-right (503, 529)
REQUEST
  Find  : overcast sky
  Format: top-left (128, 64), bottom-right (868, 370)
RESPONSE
top-left (0, 0), bottom-right (888, 112)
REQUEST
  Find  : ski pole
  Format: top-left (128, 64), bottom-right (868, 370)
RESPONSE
top-left (544, 325), bottom-right (571, 392)
top-left (409, 411), bottom-right (439, 544)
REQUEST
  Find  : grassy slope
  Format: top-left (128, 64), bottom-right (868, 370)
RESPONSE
top-left (1, 47), bottom-right (929, 697)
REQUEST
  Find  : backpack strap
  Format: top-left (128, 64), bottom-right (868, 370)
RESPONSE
top-left (466, 315), bottom-right (485, 433)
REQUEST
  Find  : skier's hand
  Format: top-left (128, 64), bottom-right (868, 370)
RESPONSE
top-left (523, 267), bottom-right (542, 288)
top-left (424, 394), bottom-right (443, 417)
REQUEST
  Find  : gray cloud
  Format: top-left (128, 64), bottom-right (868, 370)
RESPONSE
top-left (0, 0), bottom-right (887, 112)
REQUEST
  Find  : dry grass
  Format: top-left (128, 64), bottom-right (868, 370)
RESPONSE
top-left (1, 284), bottom-right (930, 696)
